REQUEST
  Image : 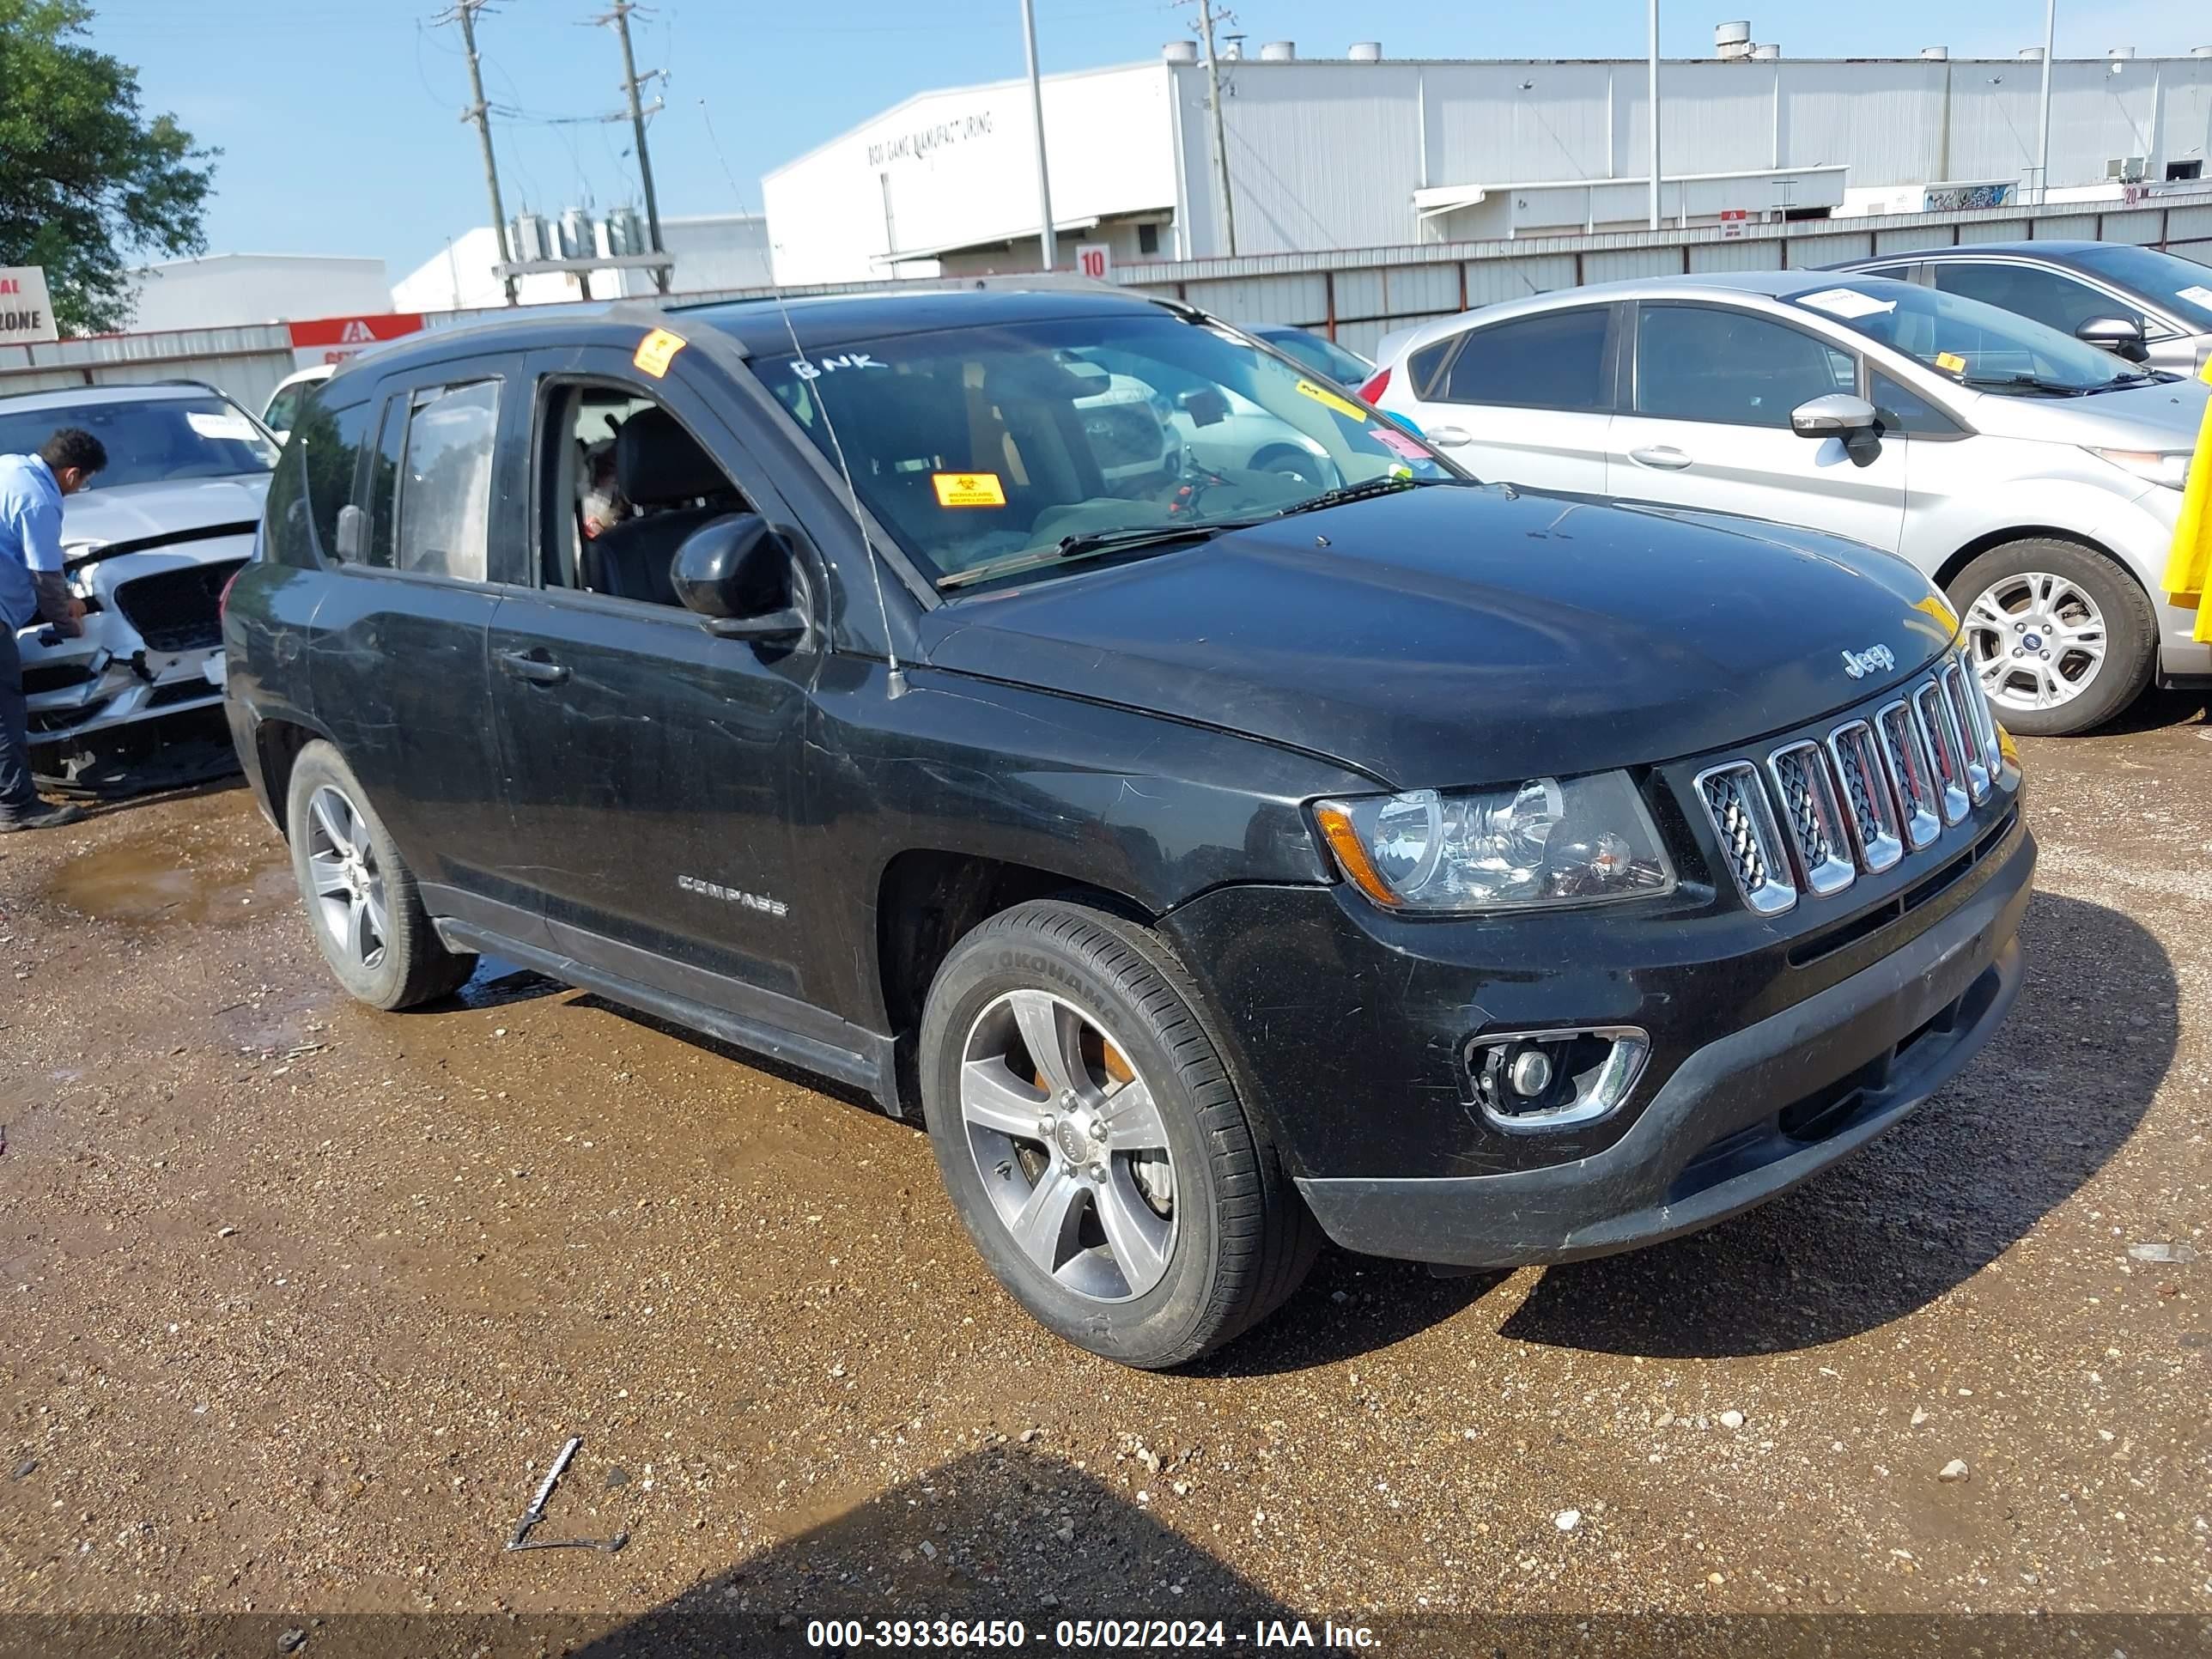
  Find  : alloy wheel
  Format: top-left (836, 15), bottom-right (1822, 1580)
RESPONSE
top-left (957, 989), bottom-right (1178, 1303)
top-left (304, 784), bottom-right (390, 971)
top-left (1963, 570), bottom-right (2108, 714)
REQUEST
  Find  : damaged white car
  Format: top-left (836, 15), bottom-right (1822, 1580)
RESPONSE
top-left (1, 384), bottom-right (276, 790)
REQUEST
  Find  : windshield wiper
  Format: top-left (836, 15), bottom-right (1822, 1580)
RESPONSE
top-left (1267, 473), bottom-right (1455, 520)
top-left (2086, 368), bottom-right (2169, 392)
top-left (937, 519), bottom-right (1262, 591)
top-left (1954, 372), bottom-right (2094, 396)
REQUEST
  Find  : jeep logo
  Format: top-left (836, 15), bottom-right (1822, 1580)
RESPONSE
top-left (1839, 643), bottom-right (1895, 680)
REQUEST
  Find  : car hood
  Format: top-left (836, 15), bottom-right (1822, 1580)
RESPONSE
top-left (62, 475), bottom-right (270, 550)
top-left (1962, 374), bottom-right (2209, 447)
top-left (921, 485), bottom-right (1958, 788)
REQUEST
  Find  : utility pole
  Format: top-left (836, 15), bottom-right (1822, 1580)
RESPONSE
top-left (596, 1), bottom-right (669, 293)
top-left (1647, 0), bottom-right (1662, 231)
top-left (446, 0), bottom-right (518, 306)
top-left (2033, 0), bottom-right (2057, 205)
top-left (1195, 0), bottom-right (1237, 255)
top-left (1019, 0), bottom-right (1057, 270)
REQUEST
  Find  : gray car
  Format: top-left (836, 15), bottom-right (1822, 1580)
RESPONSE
top-left (1370, 270), bottom-right (2209, 735)
top-left (1827, 241), bottom-right (2212, 379)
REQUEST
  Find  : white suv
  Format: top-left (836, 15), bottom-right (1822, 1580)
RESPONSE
top-left (1, 383), bottom-right (276, 787)
top-left (1364, 270), bottom-right (2209, 735)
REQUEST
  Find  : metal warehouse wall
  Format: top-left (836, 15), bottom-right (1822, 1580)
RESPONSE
top-left (0, 325), bottom-right (297, 415)
top-left (1167, 55), bottom-right (2212, 261)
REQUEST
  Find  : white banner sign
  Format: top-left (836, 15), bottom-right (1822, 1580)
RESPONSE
top-left (0, 267), bottom-right (58, 347)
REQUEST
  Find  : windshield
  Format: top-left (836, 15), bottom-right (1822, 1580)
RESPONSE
top-left (1790, 279), bottom-right (2139, 394)
top-left (1259, 328), bottom-right (1373, 387)
top-left (749, 313), bottom-right (1455, 588)
top-left (2068, 244), bottom-right (2212, 333)
top-left (0, 394), bottom-right (277, 488)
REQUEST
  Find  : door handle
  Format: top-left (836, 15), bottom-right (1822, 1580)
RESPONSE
top-left (498, 649), bottom-right (570, 686)
top-left (1426, 425), bottom-right (1474, 447)
top-left (1628, 446), bottom-right (1693, 471)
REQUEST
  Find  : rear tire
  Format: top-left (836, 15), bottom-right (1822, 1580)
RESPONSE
top-left (284, 741), bottom-right (475, 1011)
top-left (1948, 538), bottom-right (2154, 736)
top-left (919, 900), bottom-right (1318, 1369)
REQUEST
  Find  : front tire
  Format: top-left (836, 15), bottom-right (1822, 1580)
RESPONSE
top-left (1948, 539), bottom-right (2155, 736)
top-left (919, 901), bottom-right (1317, 1369)
top-left (284, 741), bottom-right (475, 1011)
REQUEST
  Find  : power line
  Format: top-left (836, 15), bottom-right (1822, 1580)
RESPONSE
top-left (434, 0), bottom-right (520, 306)
top-left (590, 2), bottom-right (669, 293)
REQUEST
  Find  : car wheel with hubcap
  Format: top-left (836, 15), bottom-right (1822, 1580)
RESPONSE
top-left (919, 900), bottom-right (1318, 1368)
top-left (1948, 538), bottom-right (2155, 737)
top-left (285, 740), bottom-right (475, 1010)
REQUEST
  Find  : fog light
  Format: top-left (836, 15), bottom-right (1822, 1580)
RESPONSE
top-left (1468, 1026), bottom-right (1650, 1132)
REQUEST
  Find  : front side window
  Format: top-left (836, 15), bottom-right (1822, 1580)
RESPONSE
top-left (1790, 278), bottom-right (2144, 396)
top-left (2067, 242), bottom-right (2212, 333)
top-left (1931, 261), bottom-right (2142, 338)
top-left (0, 395), bottom-right (278, 489)
top-left (1871, 372), bottom-right (1962, 438)
top-left (1635, 305), bottom-right (1856, 428)
top-left (739, 311), bottom-right (1455, 590)
top-left (1439, 308), bottom-right (1612, 411)
top-left (392, 380), bottom-right (499, 582)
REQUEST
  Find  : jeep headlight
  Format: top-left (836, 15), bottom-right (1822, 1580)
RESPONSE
top-left (1315, 772), bottom-right (1675, 913)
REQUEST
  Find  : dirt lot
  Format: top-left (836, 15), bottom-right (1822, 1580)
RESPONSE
top-left (2, 699), bottom-right (2209, 1656)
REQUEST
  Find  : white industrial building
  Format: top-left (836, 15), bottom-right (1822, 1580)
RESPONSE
top-left (762, 32), bottom-right (2212, 284)
top-left (125, 253), bottom-right (393, 332)
top-left (392, 210), bottom-right (770, 313)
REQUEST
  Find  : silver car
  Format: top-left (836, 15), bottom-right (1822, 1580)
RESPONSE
top-left (1369, 270), bottom-right (2209, 735)
top-left (0, 384), bottom-right (276, 783)
top-left (1827, 241), bottom-right (2212, 379)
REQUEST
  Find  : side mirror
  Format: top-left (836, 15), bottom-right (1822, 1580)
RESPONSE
top-left (1177, 387), bottom-right (1231, 428)
top-left (333, 502), bottom-right (367, 562)
top-left (2075, 315), bottom-right (2149, 363)
top-left (672, 513), bottom-right (811, 644)
top-left (1790, 392), bottom-right (1884, 465)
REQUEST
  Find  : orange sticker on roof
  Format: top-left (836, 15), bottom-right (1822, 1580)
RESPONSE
top-left (1935, 351), bottom-right (1966, 374)
top-left (634, 327), bottom-right (686, 378)
top-left (933, 471), bottom-right (1006, 507)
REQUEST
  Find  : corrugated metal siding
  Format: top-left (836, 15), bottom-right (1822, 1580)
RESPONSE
top-left (1784, 231), bottom-right (1876, 267)
top-left (2167, 205), bottom-right (2212, 240)
top-left (1954, 217), bottom-right (2034, 244)
top-left (1688, 240), bottom-right (1784, 272)
top-left (2099, 210), bottom-right (2164, 246)
top-left (1873, 227), bottom-right (1936, 255)
top-left (1180, 273), bottom-right (1328, 326)
top-left (2033, 214), bottom-right (2100, 240)
top-left (0, 324), bottom-right (296, 410)
top-left (1465, 253), bottom-right (1578, 302)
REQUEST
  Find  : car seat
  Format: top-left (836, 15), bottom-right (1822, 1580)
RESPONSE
top-left (583, 407), bottom-right (738, 605)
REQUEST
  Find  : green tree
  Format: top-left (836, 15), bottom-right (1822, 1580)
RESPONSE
top-left (0, 0), bottom-right (216, 335)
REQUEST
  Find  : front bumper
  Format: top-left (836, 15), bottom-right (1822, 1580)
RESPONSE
top-left (1296, 843), bottom-right (2027, 1267)
top-left (1158, 791), bottom-right (2033, 1270)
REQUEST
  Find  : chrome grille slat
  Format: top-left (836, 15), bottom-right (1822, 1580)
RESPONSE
top-left (1912, 681), bottom-right (1972, 825)
top-left (1941, 663), bottom-right (1992, 802)
top-left (1951, 649), bottom-right (2004, 777)
top-left (1875, 697), bottom-right (1943, 850)
top-left (1693, 761), bottom-right (1796, 916)
top-left (1825, 720), bottom-right (1904, 873)
top-left (1766, 741), bottom-right (1856, 896)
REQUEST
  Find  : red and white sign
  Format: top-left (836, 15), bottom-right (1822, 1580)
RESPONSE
top-left (1719, 209), bottom-right (1749, 240)
top-left (1074, 242), bottom-right (1111, 282)
top-left (286, 312), bottom-right (424, 370)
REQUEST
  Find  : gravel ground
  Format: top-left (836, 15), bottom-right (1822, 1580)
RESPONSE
top-left (1, 697), bottom-right (2208, 1656)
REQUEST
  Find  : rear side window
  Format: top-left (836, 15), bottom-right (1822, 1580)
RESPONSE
top-left (1437, 309), bottom-right (1612, 411)
top-left (1635, 305), bottom-right (1856, 428)
top-left (1407, 339), bottom-right (1455, 398)
top-left (1932, 262), bottom-right (2140, 337)
top-left (392, 380), bottom-right (500, 582)
top-left (262, 390), bottom-right (371, 568)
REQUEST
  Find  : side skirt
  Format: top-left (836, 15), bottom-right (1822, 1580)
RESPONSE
top-left (433, 919), bottom-right (902, 1115)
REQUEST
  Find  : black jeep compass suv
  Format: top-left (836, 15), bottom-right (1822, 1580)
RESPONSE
top-left (223, 288), bottom-right (2032, 1367)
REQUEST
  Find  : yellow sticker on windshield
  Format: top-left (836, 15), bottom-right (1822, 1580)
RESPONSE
top-left (634, 327), bottom-right (686, 378)
top-left (933, 471), bottom-right (1006, 507)
top-left (1935, 351), bottom-right (1966, 374)
top-left (1295, 377), bottom-right (1368, 422)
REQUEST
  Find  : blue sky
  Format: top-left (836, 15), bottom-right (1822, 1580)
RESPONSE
top-left (88, 0), bottom-right (2209, 290)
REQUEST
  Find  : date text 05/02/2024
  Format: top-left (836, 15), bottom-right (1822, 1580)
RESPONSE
top-left (802, 1618), bottom-right (1382, 1650)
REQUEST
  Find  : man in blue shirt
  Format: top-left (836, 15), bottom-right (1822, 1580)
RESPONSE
top-left (2, 428), bottom-right (107, 831)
